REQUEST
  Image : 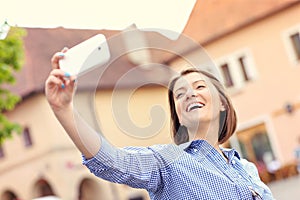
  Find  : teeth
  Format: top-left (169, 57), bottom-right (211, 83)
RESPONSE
top-left (187, 102), bottom-right (204, 112)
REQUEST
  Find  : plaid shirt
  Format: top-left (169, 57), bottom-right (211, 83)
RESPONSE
top-left (83, 138), bottom-right (274, 200)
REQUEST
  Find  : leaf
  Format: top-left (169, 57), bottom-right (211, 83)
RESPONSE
top-left (0, 26), bottom-right (26, 143)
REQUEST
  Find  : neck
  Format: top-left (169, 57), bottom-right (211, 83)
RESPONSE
top-left (187, 120), bottom-right (219, 146)
top-left (187, 119), bottom-right (228, 162)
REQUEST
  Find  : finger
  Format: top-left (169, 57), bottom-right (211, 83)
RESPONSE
top-left (48, 69), bottom-right (74, 90)
top-left (46, 74), bottom-right (65, 89)
top-left (51, 47), bottom-right (69, 69)
top-left (50, 69), bottom-right (71, 78)
top-left (51, 51), bottom-right (65, 70)
top-left (61, 47), bottom-right (69, 53)
top-left (65, 76), bottom-right (77, 90)
top-left (50, 71), bottom-right (76, 93)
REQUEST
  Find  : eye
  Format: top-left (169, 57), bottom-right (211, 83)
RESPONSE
top-left (175, 93), bottom-right (184, 99)
top-left (196, 84), bottom-right (205, 89)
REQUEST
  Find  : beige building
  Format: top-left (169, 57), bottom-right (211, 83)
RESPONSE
top-left (1, 1), bottom-right (300, 199)
top-left (181, 0), bottom-right (300, 182)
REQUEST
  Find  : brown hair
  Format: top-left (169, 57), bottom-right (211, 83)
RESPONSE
top-left (168, 68), bottom-right (237, 145)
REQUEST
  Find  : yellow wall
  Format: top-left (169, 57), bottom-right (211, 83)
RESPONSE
top-left (1, 86), bottom-right (170, 200)
top-left (94, 87), bottom-right (172, 147)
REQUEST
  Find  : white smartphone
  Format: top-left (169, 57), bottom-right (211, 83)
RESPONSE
top-left (59, 34), bottom-right (110, 76)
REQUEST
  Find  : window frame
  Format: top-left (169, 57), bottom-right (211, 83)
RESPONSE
top-left (22, 126), bottom-right (33, 147)
top-left (230, 115), bottom-right (281, 163)
top-left (290, 32), bottom-right (300, 60)
top-left (215, 48), bottom-right (257, 93)
top-left (282, 24), bottom-right (300, 66)
top-left (220, 62), bottom-right (234, 87)
top-left (0, 144), bottom-right (4, 158)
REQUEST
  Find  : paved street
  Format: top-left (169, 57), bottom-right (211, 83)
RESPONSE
top-left (268, 175), bottom-right (300, 199)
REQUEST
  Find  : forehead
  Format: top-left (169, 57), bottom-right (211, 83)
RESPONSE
top-left (173, 72), bottom-right (209, 90)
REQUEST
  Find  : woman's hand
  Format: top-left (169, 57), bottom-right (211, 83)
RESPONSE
top-left (45, 48), bottom-right (77, 112)
top-left (45, 48), bottom-right (101, 158)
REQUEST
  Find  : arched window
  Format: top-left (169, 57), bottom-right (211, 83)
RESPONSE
top-left (78, 178), bottom-right (102, 200)
top-left (1, 190), bottom-right (20, 200)
top-left (32, 179), bottom-right (56, 199)
top-left (129, 196), bottom-right (145, 200)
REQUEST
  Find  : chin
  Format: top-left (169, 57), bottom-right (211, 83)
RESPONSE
top-left (182, 119), bottom-right (201, 129)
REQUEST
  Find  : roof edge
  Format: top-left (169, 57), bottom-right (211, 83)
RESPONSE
top-left (165, 1), bottom-right (300, 65)
top-left (200, 0), bottom-right (300, 46)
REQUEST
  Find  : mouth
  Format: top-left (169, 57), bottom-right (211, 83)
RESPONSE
top-left (186, 102), bottom-right (205, 112)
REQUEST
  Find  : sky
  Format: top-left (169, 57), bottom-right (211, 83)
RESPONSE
top-left (1, 0), bottom-right (196, 38)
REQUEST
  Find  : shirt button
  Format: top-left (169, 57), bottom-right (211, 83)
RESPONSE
top-left (194, 149), bottom-right (198, 152)
top-left (232, 160), bottom-right (236, 165)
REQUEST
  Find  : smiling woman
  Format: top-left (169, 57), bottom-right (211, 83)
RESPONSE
top-left (45, 43), bottom-right (275, 200)
top-left (168, 68), bottom-right (236, 146)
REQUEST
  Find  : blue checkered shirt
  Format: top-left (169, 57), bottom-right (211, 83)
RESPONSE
top-left (83, 138), bottom-right (274, 200)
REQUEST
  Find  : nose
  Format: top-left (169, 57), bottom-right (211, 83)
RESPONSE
top-left (186, 88), bottom-right (196, 99)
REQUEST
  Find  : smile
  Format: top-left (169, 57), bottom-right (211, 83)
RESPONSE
top-left (186, 102), bottom-right (205, 112)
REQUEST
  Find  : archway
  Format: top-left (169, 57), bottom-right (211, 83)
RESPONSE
top-left (1, 190), bottom-right (20, 200)
top-left (78, 178), bottom-right (102, 200)
top-left (32, 178), bottom-right (56, 199)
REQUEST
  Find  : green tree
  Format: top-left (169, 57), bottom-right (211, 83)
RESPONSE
top-left (0, 26), bottom-right (26, 144)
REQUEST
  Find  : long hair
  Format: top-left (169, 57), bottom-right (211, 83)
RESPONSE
top-left (168, 68), bottom-right (237, 145)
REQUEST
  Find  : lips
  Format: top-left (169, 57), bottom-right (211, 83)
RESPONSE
top-left (186, 102), bottom-right (205, 112)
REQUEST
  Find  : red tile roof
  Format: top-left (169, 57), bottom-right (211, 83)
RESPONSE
top-left (7, 0), bottom-right (300, 98)
top-left (10, 27), bottom-right (117, 97)
top-left (10, 27), bottom-right (175, 98)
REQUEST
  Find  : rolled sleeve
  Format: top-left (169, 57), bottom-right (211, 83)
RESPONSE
top-left (82, 137), bottom-right (162, 192)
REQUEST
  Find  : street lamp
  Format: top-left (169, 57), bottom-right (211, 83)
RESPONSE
top-left (0, 21), bottom-right (10, 40)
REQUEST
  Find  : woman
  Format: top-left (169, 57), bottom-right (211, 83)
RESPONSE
top-left (45, 50), bottom-right (274, 199)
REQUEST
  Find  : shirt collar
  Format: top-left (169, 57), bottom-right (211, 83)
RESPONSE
top-left (221, 147), bottom-right (241, 161)
top-left (179, 139), bottom-right (216, 154)
top-left (179, 139), bottom-right (241, 160)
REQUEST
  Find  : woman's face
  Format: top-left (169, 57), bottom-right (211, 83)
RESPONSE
top-left (173, 72), bottom-right (224, 129)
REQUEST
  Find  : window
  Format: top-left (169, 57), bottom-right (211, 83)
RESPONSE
top-left (282, 25), bottom-right (300, 64)
top-left (216, 48), bottom-right (257, 91)
top-left (33, 179), bottom-right (56, 197)
top-left (220, 63), bottom-right (234, 87)
top-left (237, 124), bottom-right (274, 164)
top-left (0, 145), bottom-right (4, 158)
top-left (23, 127), bottom-right (33, 147)
top-left (129, 196), bottom-right (145, 200)
top-left (1, 190), bottom-right (19, 200)
top-left (235, 123), bottom-right (277, 183)
top-left (238, 56), bottom-right (251, 81)
top-left (290, 33), bottom-right (300, 60)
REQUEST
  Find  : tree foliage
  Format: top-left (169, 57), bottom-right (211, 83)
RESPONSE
top-left (0, 27), bottom-right (26, 144)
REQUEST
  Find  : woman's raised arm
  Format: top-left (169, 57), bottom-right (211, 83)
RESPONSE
top-left (45, 49), bottom-right (101, 158)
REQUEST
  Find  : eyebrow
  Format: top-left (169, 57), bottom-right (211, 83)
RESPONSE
top-left (174, 87), bottom-right (185, 94)
top-left (192, 80), bottom-right (206, 85)
top-left (174, 79), bottom-right (206, 93)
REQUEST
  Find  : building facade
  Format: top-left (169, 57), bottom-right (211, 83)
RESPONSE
top-left (174, 0), bottom-right (300, 183)
top-left (1, 1), bottom-right (300, 199)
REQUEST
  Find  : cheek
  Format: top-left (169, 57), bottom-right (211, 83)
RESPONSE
top-left (206, 89), bottom-right (221, 111)
top-left (175, 101), bottom-right (183, 122)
